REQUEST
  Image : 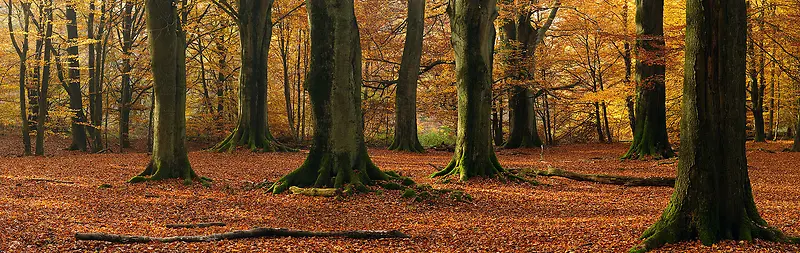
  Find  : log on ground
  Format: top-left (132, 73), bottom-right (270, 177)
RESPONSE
top-left (528, 167), bottom-right (675, 187)
top-left (75, 227), bottom-right (410, 243)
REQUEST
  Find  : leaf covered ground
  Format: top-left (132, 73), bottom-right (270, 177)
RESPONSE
top-left (0, 135), bottom-right (799, 252)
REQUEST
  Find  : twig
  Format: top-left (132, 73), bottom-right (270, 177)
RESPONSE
top-left (28, 178), bottom-right (75, 184)
top-left (165, 222), bottom-right (226, 229)
top-left (75, 228), bottom-right (410, 243)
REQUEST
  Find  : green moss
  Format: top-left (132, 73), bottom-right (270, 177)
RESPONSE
top-left (418, 191), bottom-right (431, 199)
top-left (385, 171), bottom-right (400, 178)
top-left (401, 177), bottom-right (416, 186)
top-left (402, 189), bottom-right (417, 198)
top-left (381, 182), bottom-right (405, 190)
top-left (127, 176), bottom-right (148, 184)
top-left (97, 184), bottom-right (113, 189)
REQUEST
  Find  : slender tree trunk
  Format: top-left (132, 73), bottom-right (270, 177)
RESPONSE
top-left (623, 0), bottom-right (674, 159)
top-left (87, 1), bottom-right (103, 152)
top-left (492, 98), bottom-right (503, 146)
top-left (8, 1), bottom-right (33, 155)
top-left (278, 22), bottom-right (296, 139)
top-left (269, 0), bottom-right (390, 194)
top-left (389, 0), bottom-right (425, 152)
top-left (601, 101), bottom-right (611, 142)
top-left (35, 0), bottom-right (54, 156)
top-left (631, 0), bottom-right (793, 250)
top-left (65, 3), bottom-right (88, 151)
top-left (792, 97), bottom-right (800, 151)
top-left (432, 0), bottom-right (508, 181)
top-left (594, 102), bottom-right (605, 143)
top-left (119, 0), bottom-right (134, 149)
top-left (623, 0), bottom-right (635, 135)
top-left (130, 0), bottom-right (204, 184)
top-left (213, 0), bottom-right (288, 152)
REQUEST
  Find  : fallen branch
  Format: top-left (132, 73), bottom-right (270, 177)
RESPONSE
top-left (528, 167), bottom-right (675, 187)
top-left (289, 186), bottom-right (340, 197)
top-left (75, 227), bottom-right (410, 243)
top-left (165, 222), bottom-right (226, 229)
top-left (28, 178), bottom-right (75, 184)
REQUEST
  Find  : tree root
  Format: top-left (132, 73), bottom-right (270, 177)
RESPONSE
top-left (165, 222), bottom-right (226, 229)
top-left (211, 128), bottom-right (294, 153)
top-left (388, 139), bottom-right (425, 153)
top-left (128, 160), bottom-right (212, 186)
top-left (268, 152), bottom-right (389, 194)
top-left (28, 178), bottom-right (75, 184)
top-left (75, 227), bottom-right (410, 243)
top-left (289, 186), bottom-right (341, 197)
top-left (524, 167), bottom-right (675, 187)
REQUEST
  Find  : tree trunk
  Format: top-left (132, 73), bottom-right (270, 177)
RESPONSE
top-left (631, 0), bottom-right (793, 251)
top-left (389, 0), bottom-right (425, 153)
top-left (119, 0), bottom-right (134, 149)
top-left (431, 0), bottom-right (506, 181)
top-left (269, 0), bottom-right (390, 193)
top-left (130, 0), bottom-right (204, 184)
top-left (792, 97), bottom-right (800, 151)
top-left (35, 1), bottom-right (54, 156)
top-left (8, 1), bottom-right (33, 156)
top-left (504, 86), bottom-right (541, 148)
top-left (212, 0), bottom-right (288, 152)
top-left (492, 98), bottom-right (504, 146)
top-left (64, 3), bottom-right (88, 151)
top-left (623, 0), bottom-right (674, 159)
top-left (87, 1), bottom-right (103, 152)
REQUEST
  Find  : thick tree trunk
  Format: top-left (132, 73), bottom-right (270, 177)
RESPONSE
top-left (35, 1), bottom-right (54, 156)
top-left (389, 0), bottom-right (425, 153)
top-left (129, 0), bottom-right (203, 184)
top-left (213, 0), bottom-right (288, 152)
top-left (631, 0), bottom-right (793, 251)
top-left (623, 0), bottom-right (674, 159)
top-left (269, 0), bottom-right (390, 193)
top-left (504, 87), bottom-right (541, 148)
top-left (65, 4), bottom-right (88, 152)
top-left (431, 0), bottom-right (507, 181)
top-left (119, 1), bottom-right (134, 149)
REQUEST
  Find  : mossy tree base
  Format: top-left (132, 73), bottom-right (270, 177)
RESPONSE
top-left (128, 160), bottom-right (210, 186)
top-left (622, 135), bottom-right (674, 160)
top-left (211, 127), bottom-right (291, 152)
top-left (268, 151), bottom-right (390, 194)
top-left (431, 152), bottom-right (537, 184)
top-left (388, 138), bottom-right (425, 153)
top-left (631, 211), bottom-right (793, 253)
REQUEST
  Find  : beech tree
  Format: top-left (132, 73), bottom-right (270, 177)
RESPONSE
top-left (622, 0), bottom-right (674, 159)
top-left (388, 0), bottom-right (425, 153)
top-left (631, 0), bottom-right (795, 251)
top-left (269, 0), bottom-right (390, 193)
top-left (210, 0), bottom-right (289, 152)
top-left (431, 0), bottom-right (506, 180)
top-left (65, 1), bottom-right (88, 152)
top-left (129, 0), bottom-right (205, 184)
top-left (7, 0), bottom-right (33, 156)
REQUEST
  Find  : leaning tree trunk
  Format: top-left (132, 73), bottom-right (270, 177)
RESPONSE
top-left (65, 3), bottom-right (88, 152)
top-left (388, 0), bottom-right (425, 153)
top-left (212, 0), bottom-right (288, 152)
top-left (431, 0), bottom-right (506, 181)
top-left (631, 0), bottom-right (794, 251)
top-left (129, 0), bottom-right (204, 184)
top-left (622, 0), bottom-right (674, 160)
top-left (269, 0), bottom-right (390, 194)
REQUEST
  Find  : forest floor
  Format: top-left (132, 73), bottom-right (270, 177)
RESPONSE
top-left (0, 133), bottom-right (799, 252)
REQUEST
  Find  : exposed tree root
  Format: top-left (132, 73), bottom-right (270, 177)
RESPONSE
top-left (289, 186), bottom-right (341, 197)
top-left (211, 128), bottom-right (293, 153)
top-left (388, 138), bottom-right (425, 153)
top-left (431, 153), bottom-right (538, 185)
top-left (165, 222), bottom-right (226, 229)
top-left (525, 167), bottom-right (675, 187)
top-left (75, 227), bottom-right (410, 243)
top-left (629, 214), bottom-right (796, 253)
top-left (28, 178), bottom-right (75, 184)
top-left (268, 152), bottom-right (390, 194)
top-left (128, 160), bottom-right (211, 186)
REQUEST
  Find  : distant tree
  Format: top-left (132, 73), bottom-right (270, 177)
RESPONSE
top-left (631, 0), bottom-right (795, 251)
top-left (129, 0), bottom-right (205, 184)
top-left (210, 0), bottom-right (289, 152)
top-left (431, 0), bottom-right (505, 180)
top-left (269, 0), bottom-right (390, 193)
top-left (6, 0), bottom-right (33, 156)
top-left (622, 0), bottom-right (674, 160)
top-left (34, 0), bottom-right (54, 156)
top-left (388, 0), bottom-right (425, 153)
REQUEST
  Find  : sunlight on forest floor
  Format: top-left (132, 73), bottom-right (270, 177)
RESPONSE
top-left (0, 135), bottom-right (798, 252)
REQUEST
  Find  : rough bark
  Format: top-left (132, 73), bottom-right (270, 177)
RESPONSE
top-left (622, 0), bottom-right (674, 160)
top-left (75, 228), bottom-right (409, 243)
top-left (631, 0), bottom-right (794, 251)
top-left (212, 0), bottom-right (288, 152)
top-left (431, 0), bottom-right (506, 181)
top-left (129, 0), bottom-right (203, 184)
top-left (269, 0), bottom-right (391, 193)
top-left (389, 0), bottom-right (425, 153)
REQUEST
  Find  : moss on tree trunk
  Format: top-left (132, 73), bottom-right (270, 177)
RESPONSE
top-left (269, 0), bottom-right (390, 193)
top-left (389, 0), bottom-right (425, 153)
top-left (631, 0), bottom-right (793, 251)
top-left (623, 0), bottom-right (673, 160)
top-left (431, 0), bottom-right (508, 181)
top-left (129, 0), bottom-right (203, 184)
top-left (212, 0), bottom-right (288, 153)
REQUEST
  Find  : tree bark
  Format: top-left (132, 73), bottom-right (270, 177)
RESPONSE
top-left (431, 0), bottom-right (507, 181)
top-left (389, 0), bottom-right (425, 153)
top-left (119, 0), bottom-right (135, 149)
top-left (631, 0), bottom-right (794, 251)
top-left (622, 0), bottom-right (674, 159)
top-left (64, 3), bottom-right (88, 152)
top-left (212, 0), bottom-right (288, 152)
top-left (792, 97), bottom-right (800, 151)
top-left (87, 0), bottom-right (104, 152)
top-left (269, 0), bottom-right (390, 193)
top-left (529, 167), bottom-right (675, 187)
top-left (7, 1), bottom-right (33, 156)
top-left (35, 0), bottom-right (54, 156)
top-left (129, 0), bottom-right (203, 184)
